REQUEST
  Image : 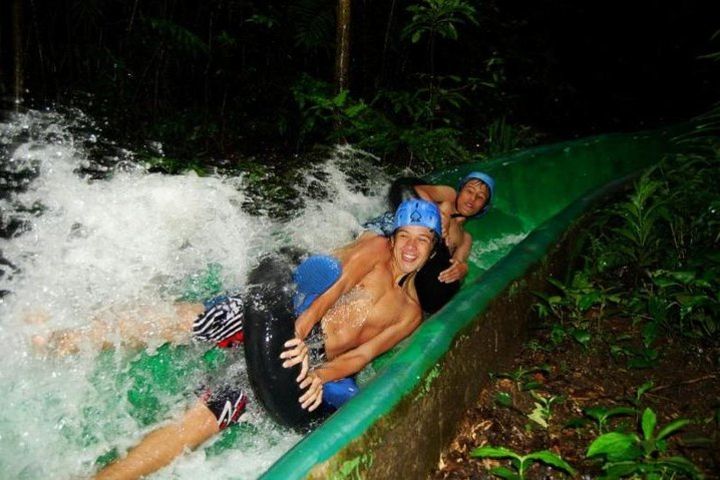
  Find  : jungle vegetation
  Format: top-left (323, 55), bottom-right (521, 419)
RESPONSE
top-left (1, 0), bottom-right (718, 173)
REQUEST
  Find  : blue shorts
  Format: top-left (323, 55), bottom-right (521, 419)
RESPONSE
top-left (361, 211), bottom-right (395, 237)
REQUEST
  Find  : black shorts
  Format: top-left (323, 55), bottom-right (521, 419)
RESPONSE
top-left (199, 384), bottom-right (248, 430)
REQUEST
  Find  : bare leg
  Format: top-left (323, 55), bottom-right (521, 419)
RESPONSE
top-left (94, 401), bottom-right (220, 480)
top-left (32, 302), bottom-right (205, 356)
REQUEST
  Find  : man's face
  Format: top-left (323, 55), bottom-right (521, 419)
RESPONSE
top-left (392, 225), bottom-right (435, 273)
top-left (456, 179), bottom-right (489, 217)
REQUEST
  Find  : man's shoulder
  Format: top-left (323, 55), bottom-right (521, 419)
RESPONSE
top-left (356, 234), bottom-right (391, 253)
top-left (342, 235), bottom-right (391, 269)
top-left (398, 291), bottom-right (422, 324)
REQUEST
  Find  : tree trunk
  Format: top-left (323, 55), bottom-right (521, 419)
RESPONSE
top-left (12, 0), bottom-right (23, 108)
top-left (334, 0), bottom-right (351, 94)
top-left (334, 0), bottom-right (351, 135)
top-left (379, 0), bottom-right (397, 88)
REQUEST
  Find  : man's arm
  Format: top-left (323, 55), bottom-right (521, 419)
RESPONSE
top-left (439, 231), bottom-right (471, 283)
top-left (298, 310), bottom-right (422, 411)
top-left (413, 184), bottom-right (457, 204)
top-left (292, 236), bottom-right (390, 339)
top-left (281, 236), bottom-right (391, 380)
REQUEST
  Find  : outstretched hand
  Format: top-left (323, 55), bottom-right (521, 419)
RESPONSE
top-left (280, 337), bottom-right (309, 382)
top-left (438, 259), bottom-right (468, 283)
top-left (298, 370), bottom-right (323, 411)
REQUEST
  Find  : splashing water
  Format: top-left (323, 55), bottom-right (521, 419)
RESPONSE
top-left (0, 109), bottom-right (389, 479)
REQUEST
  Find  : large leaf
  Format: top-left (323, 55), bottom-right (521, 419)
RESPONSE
top-left (578, 291), bottom-right (601, 311)
top-left (488, 466), bottom-right (519, 480)
top-left (602, 461), bottom-right (643, 478)
top-left (641, 408), bottom-right (657, 440)
top-left (525, 451), bottom-right (577, 475)
top-left (606, 407), bottom-right (637, 419)
top-left (587, 432), bottom-right (642, 462)
top-left (655, 456), bottom-right (703, 478)
top-left (471, 446), bottom-right (520, 462)
top-left (656, 419), bottom-right (690, 441)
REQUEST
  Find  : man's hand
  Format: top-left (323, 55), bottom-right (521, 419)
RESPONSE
top-left (438, 259), bottom-right (468, 283)
top-left (298, 370), bottom-right (324, 411)
top-left (280, 337), bottom-right (309, 382)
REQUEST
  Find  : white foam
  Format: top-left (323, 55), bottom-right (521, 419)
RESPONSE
top-left (0, 110), bottom-right (387, 479)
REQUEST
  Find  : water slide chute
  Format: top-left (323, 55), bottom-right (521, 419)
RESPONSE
top-left (259, 126), bottom-right (690, 479)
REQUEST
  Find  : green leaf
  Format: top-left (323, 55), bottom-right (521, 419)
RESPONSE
top-left (344, 103), bottom-right (366, 118)
top-left (571, 329), bottom-right (592, 347)
top-left (641, 321), bottom-right (659, 348)
top-left (603, 461), bottom-right (643, 477)
top-left (528, 404), bottom-right (549, 428)
top-left (668, 270), bottom-right (696, 284)
top-left (652, 276), bottom-right (679, 289)
top-left (578, 291), bottom-right (601, 311)
top-left (525, 451), bottom-right (577, 475)
top-left (641, 408), bottom-right (657, 440)
top-left (471, 446), bottom-right (521, 462)
top-left (655, 456), bottom-right (703, 478)
top-left (495, 391), bottom-right (513, 407)
top-left (584, 406), bottom-right (608, 421)
top-left (564, 417), bottom-right (588, 429)
top-left (522, 380), bottom-right (543, 391)
top-left (606, 407), bottom-right (637, 418)
top-left (333, 90), bottom-right (349, 107)
top-left (656, 419), bottom-right (690, 440)
top-left (488, 466), bottom-right (519, 480)
top-left (587, 432), bottom-right (642, 462)
top-left (547, 277), bottom-right (566, 291)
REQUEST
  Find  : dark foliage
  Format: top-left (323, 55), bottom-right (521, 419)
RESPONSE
top-left (1, 0), bottom-right (718, 169)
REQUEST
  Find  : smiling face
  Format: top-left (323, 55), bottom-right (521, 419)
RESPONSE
top-left (456, 179), bottom-right (490, 217)
top-left (391, 225), bottom-right (436, 274)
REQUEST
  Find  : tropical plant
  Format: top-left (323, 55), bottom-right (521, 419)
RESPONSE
top-left (586, 407), bottom-right (703, 479)
top-left (584, 406), bottom-right (637, 434)
top-left (649, 265), bottom-right (720, 338)
top-left (288, 0), bottom-right (335, 54)
top-left (527, 391), bottom-right (562, 429)
top-left (401, 0), bottom-right (478, 107)
top-left (491, 364), bottom-right (550, 392)
top-left (610, 171), bottom-right (669, 277)
top-left (626, 381), bottom-right (655, 409)
top-left (402, 0), bottom-right (478, 45)
top-left (484, 117), bottom-right (539, 156)
top-left (471, 445), bottom-right (577, 480)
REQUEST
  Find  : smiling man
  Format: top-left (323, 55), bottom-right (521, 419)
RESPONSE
top-left (281, 198), bottom-right (443, 411)
top-left (93, 198), bottom-right (441, 480)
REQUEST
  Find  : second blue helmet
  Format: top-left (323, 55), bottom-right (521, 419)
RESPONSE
top-left (393, 199), bottom-right (442, 237)
top-left (457, 171), bottom-right (495, 218)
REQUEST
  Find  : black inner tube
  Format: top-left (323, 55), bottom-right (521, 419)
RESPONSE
top-left (413, 242), bottom-right (460, 315)
top-left (243, 254), bottom-right (324, 431)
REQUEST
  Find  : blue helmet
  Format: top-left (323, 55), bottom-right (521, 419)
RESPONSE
top-left (392, 199), bottom-right (442, 237)
top-left (457, 171), bottom-right (495, 218)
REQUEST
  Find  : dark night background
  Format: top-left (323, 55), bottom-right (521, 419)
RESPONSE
top-left (1, 0), bottom-right (718, 168)
top-left (1, 4), bottom-right (719, 477)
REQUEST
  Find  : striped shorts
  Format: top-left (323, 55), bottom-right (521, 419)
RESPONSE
top-left (192, 295), bottom-right (245, 348)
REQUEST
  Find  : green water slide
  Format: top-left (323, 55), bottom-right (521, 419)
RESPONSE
top-left (260, 127), bottom-right (692, 479)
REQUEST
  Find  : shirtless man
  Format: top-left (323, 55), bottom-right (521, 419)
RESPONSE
top-left (413, 171), bottom-right (494, 283)
top-left (92, 198), bottom-right (442, 480)
top-left (364, 172), bottom-right (494, 314)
